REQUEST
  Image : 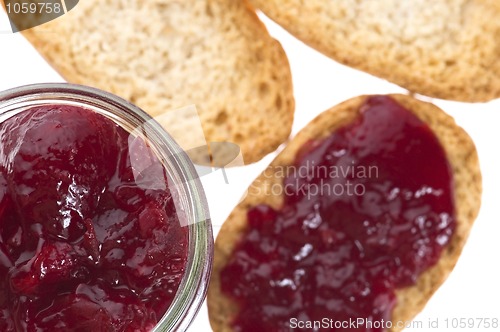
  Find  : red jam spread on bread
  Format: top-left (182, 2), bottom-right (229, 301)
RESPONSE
top-left (220, 96), bottom-right (455, 331)
top-left (0, 105), bottom-right (188, 331)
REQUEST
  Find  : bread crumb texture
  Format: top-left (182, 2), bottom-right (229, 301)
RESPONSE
top-left (208, 94), bottom-right (482, 332)
top-left (249, 0), bottom-right (500, 102)
top-left (22, 0), bottom-right (294, 163)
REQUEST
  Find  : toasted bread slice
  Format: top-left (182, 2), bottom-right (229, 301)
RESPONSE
top-left (21, 0), bottom-right (294, 163)
top-left (248, 0), bottom-right (500, 102)
top-left (208, 94), bottom-right (482, 332)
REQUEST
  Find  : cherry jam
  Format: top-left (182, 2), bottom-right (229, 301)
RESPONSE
top-left (0, 105), bottom-right (188, 331)
top-left (220, 96), bottom-right (455, 331)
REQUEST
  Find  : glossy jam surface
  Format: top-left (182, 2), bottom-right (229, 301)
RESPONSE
top-left (0, 105), bottom-right (188, 331)
top-left (221, 96), bottom-right (455, 331)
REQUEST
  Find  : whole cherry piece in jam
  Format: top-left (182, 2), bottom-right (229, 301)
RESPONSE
top-left (0, 105), bottom-right (121, 242)
top-left (0, 105), bottom-right (188, 332)
top-left (220, 96), bottom-right (455, 331)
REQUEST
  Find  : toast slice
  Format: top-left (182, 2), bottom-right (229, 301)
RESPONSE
top-left (248, 0), bottom-right (500, 102)
top-left (20, 0), bottom-right (294, 163)
top-left (208, 94), bottom-right (482, 332)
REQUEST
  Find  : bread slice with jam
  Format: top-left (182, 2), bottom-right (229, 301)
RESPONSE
top-left (208, 94), bottom-right (481, 332)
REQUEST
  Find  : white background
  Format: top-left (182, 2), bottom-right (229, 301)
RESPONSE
top-left (1, 9), bottom-right (499, 332)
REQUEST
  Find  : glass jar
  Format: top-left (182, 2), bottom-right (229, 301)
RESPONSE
top-left (0, 83), bottom-right (213, 332)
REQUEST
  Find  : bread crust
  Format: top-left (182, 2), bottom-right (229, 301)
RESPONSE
top-left (208, 94), bottom-right (482, 332)
top-left (20, 0), bottom-right (294, 164)
top-left (248, 0), bottom-right (500, 102)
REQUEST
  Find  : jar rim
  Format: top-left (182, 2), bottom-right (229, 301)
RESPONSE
top-left (0, 83), bottom-right (213, 332)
